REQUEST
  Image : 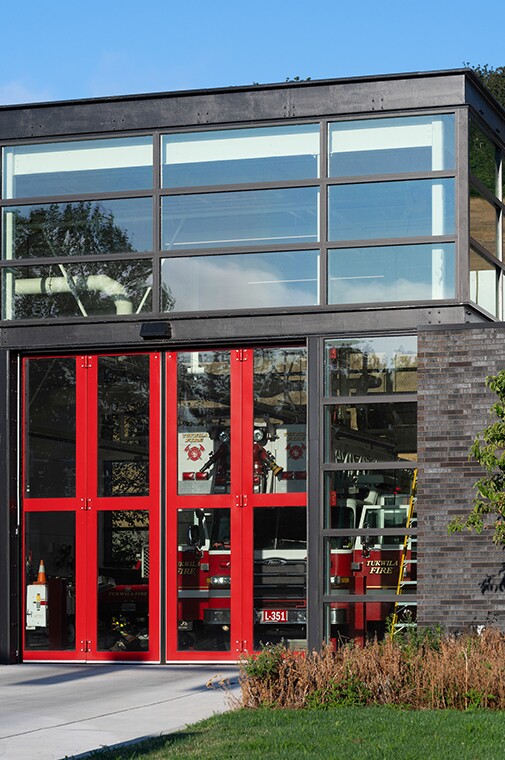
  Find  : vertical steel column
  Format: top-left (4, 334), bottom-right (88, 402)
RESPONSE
top-left (0, 350), bottom-right (20, 663)
top-left (307, 336), bottom-right (323, 650)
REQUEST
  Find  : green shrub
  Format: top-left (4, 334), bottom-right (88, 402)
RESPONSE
top-left (306, 672), bottom-right (371, 708)
top-left (240, 642), bottom-right (286, 682)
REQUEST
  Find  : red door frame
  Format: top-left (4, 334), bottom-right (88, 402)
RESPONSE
top-left (22, 353), bottom-right (161, 662)
top-left (165, 347), bottom-right (306, 662)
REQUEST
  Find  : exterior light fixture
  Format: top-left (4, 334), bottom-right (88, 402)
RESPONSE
top-left (140, 322), bottom-right (172, 339)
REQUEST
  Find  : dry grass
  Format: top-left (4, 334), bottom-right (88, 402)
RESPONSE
top-left (237, 628), bottom-right (505, 710)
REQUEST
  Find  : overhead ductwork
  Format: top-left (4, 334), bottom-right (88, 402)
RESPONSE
top-left (14, 274), bottom-right (133, 315)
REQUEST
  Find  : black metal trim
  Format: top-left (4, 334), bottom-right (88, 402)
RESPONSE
top-left (307, 336), bottom-right (321, 650)
top-left (0, 350), bottom-right (19, 663)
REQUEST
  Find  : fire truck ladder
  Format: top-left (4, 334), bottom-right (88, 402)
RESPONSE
top-left (390, 469), bottom-right (417, 638)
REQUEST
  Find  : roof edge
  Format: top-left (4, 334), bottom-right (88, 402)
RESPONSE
top-left (0, 68), bottom-right (472, 112)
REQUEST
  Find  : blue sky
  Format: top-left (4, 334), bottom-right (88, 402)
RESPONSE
top-left (1, 0), bottom-right (503, 105)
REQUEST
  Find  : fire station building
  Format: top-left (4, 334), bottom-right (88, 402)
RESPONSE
top-left (1, 69), bottom-right (505, 664)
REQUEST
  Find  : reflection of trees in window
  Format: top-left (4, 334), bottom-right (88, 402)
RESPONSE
top-left (177, 353), bottom-right (231, 429)
top-left (327, 341), bottom-right (417, 396)
top-left (469, 121), bottom-right (497, 196)
top-left (12, 202), bottom-right (133, 258)
top-left (254, 348), bottom-right (307, 424)
top-left (103, 511), bottom-right (149, 571)
top-left (98, 357), bottom-right (150, 497)
top-left (26, 358), bottom-right (76, 497)
top-left (8, 202), bottom-right (157, 318)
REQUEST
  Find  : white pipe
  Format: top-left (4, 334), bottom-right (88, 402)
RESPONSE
top-left (14, 274), bottom-right (133, 314)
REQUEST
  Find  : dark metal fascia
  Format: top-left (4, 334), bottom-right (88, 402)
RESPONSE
top-left (0, 71), bottom-right (470, 141)
top-left (0, 305), bottom-right (487, 352)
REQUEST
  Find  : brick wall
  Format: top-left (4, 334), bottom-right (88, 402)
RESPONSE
top-left (418, 325), bottom-right (505, 630)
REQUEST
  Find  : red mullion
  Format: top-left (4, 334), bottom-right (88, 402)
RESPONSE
top-left (75, 356), bottom-right (89, 658)
top-left (78, 354), bottom-right (96, 659)
top-left (21, 358), bottom-right (28, 507)
top-left (22, 499), bottom-right (79, 512)
top-left (86, 353), bottom-right (161, 662)
top-left (169, 492), bottom-right (231, 509)
top-left (247, 491), bottom-right (307, 508)
top-left (146, 352), bottom-right (161, 661)
top-left (237, 350), bottom-right (254, 655)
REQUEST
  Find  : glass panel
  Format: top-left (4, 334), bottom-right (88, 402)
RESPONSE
top-left (324, 531), bottom-right (416, 598)
top-left (162, 124), bottom-right (320, 187)
top-left (469, 119), bottom-right (498, 196)
top-left (328, 243), bottom-right (455, 304)
top-left (177, 351), bottom-right (230, 495)
top-left (329, 114), bottom-right (454, 176)
top-left (324, 402), bottom-right (417, 463)
top-left (97, 356), bottom-right (150, 497)
top-left (328, 179), bottom-right (455, 241)
top-left (162, 250), bottom-right (319, 312)
top-left (3, 260), bottom-right (152, 320)
top-left (161, 187), bottom-right (319, 250)
top-left (2, 199), bottom-right (152, 260)
top-left (470, 248), bottom-right (498, 316)
top-left (25, 512), bottom-right (75, 651)
top-left (253, 347), bottom-right (307, 494)
top-left (97, 510), bottom-right (149, 652)
top-left (470, 188), bottom-right (498, 256)
top-left (324, 469), bottom-right (416, 530)
top-left (324, 336), bottom-right (417, 397)
top-left (324, 600), bottom-right (416, 645)
top-left (177, 508), bottom-right (230, 651)
top-left (3, 137), bottom-right (153, 198)
top-left (26, 358), bottom-right (76, 498)
top-left (254, 507), bottom-right (307, 650)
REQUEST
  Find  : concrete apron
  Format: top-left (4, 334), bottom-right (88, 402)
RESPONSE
top-left (0, 663), bottom-right (239, 760)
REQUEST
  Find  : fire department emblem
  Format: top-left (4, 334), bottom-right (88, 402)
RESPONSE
top-left (185, 444), bottom-right (205, 461)
top-left (286, 443), bottom-right (306, 461)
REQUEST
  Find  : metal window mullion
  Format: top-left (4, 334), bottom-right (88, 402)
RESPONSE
top-left (469, 177), bottom-right (504, 211)
top-left (323, 594), bottom-right (417, 604)
top-left (322, 528), bottom-right (417, 537)
top-left (322, 461), bottom-right (418, 473)
top-left (160, 178), bottom-right (320, 197)
top-left (159, 242), bottom-right (320, 259)
top-left (307, 335), bottom-right (323, 650)
top-left (0, 251), bottom-right (154, 268)
top-left (325, 170), bottom-right (455, 188)
top-left (152, 131), bottom-right (161, 315)
top-left (0, 188), bottom-right (154, 208)
top-left (322, 393), bottom-right (417, 406)
top-left (326, 235), bottom-right (456, 251)
top-left (319, 120), bottom-right (328, 307)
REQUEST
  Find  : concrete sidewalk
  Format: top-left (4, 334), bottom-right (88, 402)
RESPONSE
top-left (0, 663), bottom-right (239, 760)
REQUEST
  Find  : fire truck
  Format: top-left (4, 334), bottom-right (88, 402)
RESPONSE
top-left (177, 418), bottom-right (307, 651)
top-left (177, 423), bottom-right (416, 649)
top-left (327, 472), bottom-right (417, 644)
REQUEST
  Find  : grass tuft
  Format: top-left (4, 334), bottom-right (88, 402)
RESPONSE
top-left (237, 628), bottom-right (505, 710)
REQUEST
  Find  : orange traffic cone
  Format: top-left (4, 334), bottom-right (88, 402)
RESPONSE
top-left (34, 559), bottom-right (47, 585)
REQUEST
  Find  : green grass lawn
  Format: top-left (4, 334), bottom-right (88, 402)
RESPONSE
top-left (84, 707), bottom-right (505, 760)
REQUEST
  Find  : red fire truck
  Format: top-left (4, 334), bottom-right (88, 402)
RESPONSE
top-left (177, 434), bottom-right (416, 649)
